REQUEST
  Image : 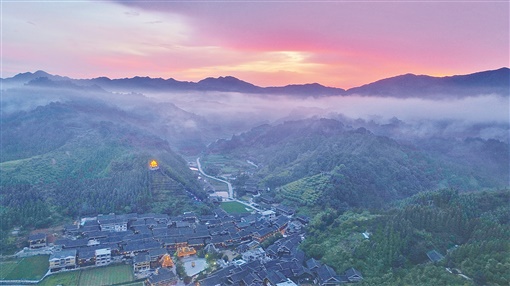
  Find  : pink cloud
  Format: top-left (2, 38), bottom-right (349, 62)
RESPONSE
top-left (2, 1), bottom-right (508, 88)
top-left (109, 1), bottom-right (508, 86)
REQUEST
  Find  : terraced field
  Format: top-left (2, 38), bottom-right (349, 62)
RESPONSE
top-left (279, 173), bottom-right (330, 205)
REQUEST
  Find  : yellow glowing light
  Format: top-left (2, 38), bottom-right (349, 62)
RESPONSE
top-left (149, 160), bottom-right (158, 169)
top-left (160, 254), bottom-right (174, 268)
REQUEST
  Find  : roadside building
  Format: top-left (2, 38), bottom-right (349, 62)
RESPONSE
top-left (28, 233), bottom-right (47, 249)
top-left (95, 248), bottom-right (112, 266)
top-left (133, 253), bottom-right (151, 273)
top-left (49, 249), bottom-right (77, 272)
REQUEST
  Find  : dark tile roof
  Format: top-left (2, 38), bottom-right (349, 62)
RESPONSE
top-left (50, 249), bottom-right (77, 260)
top-left (274, 216), bottom-right (290, 228)
top-left (265, 270), bottom-right (287, 285)
top-left (254, 226), bottom-right (277, 238)
top-left (275, 205), bottom-right (295, 214)
top-left (148, 248), bottom-right (167, 258)
top-left (64, 238), bottom-right (89, 248)
top-left (316, 264), bottom-right (339, 284)
top-left (306, 258), bottom-right (322, 270)
top-left (133, 252), bottom-right (150, 264)
top-left (147, 268), bottom-right (177, 284)
top-left (187, 238), bottom-right (204, 245)
top-left (242, 272), bottom-right (262, 285)
top-left (84, 231), bottom-right (109, 239)
top-left (426, 250), bottom-right (445, 262)
top-left (200, 274), bottom-right (224, 286)
top-left (124, 241), bottom-right (161, 252)
top-left (344, 267), bottom-right (363, 278)
top-left (77, 248), bottom-right (96, 259)
top-left (228, 269), bottom-right (251, 284)
top-left (28, 233), bottom-right (46, 241)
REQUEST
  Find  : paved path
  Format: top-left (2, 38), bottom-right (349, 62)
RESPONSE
top-left (196, 158), bottom-right (268, 213)
top-left (196, 157), bottom-right (233, 199)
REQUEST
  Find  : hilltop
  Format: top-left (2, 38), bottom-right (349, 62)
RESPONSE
top-left (2, 67), bottom-right (508, 98)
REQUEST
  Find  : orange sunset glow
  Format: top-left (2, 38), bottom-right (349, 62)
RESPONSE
top-left (1, 1), bottom-right (507, 88)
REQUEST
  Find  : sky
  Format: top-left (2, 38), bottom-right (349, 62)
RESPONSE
top-left (1, 1), bottom-right (509, 88)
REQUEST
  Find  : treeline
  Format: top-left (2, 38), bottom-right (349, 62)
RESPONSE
top-left (300, 189), bottom-right (510, 286)
top-left (208, 118), bottom-right (509, 210)
top-left (0, 99), bottom-right (209, 253)
top-left (0, 151), bottom-right (209, 253)
top-left (0, 183), bottom-right (53, 230)
top-left (0, 102), bottom-right (76, 163)
top-left (1, 150), bottom-right (206, 219)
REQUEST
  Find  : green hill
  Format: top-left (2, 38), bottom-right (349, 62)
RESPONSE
top-left (208, 118), bottom-right (509, 209)
top-left (301, 189), bottom-right (510, 285)
top-left (0, 99), bottom-right (207, 253)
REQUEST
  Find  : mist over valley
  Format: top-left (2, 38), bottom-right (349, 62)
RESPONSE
top-left (1, 69), bottom-right (509, 285)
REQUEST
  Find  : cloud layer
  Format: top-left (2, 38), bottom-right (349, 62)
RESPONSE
top-left (2, 1), bottom-right (508, 88)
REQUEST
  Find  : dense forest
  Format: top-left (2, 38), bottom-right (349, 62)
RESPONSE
top-left (207, 118), bottom-right (509, 209)
top-left (0, 100), bottom-right (209, 253)
top-left (301, 189), bottom-right (510, 285)
top-left (1, 76), bottom-right (508, 286)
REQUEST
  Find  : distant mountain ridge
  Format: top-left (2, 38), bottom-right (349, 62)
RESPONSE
top-left (347, 67), bottom-right (510, 98)
top-left (2, 67), bottom-right (508, 98)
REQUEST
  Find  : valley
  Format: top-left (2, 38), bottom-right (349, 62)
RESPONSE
top-left (0, 69), bottom-right (508, 286)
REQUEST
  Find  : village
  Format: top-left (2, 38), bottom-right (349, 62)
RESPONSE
top-left (5, 159), bottom-right (364, 286)
top-left (24, 204), bottom-right (363, 286)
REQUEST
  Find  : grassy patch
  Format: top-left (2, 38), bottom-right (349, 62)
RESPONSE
top-left (38, 264), bottom-right (134, 286)
top-left (5, 255), bottom-right (49, 280)
top-left (78, 264), bottom-right (133, 286)
top-left (113, 280), bottom-right (145, 286)
top-left (0, 261), bottom-right (17, 279)
top-left (221, 201), bottom-right (252, 214)
top-left (208, 179), bottom-right (229, 192)
top-left (201, 155), bottom-right (253, 174)
top-left (38, 270), bottom-right (80, 286)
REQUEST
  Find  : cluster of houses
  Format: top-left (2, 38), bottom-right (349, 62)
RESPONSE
top-left (199, 234), bottom-right (362, 286)
top-left (28, 206), bottom-right (362, 286)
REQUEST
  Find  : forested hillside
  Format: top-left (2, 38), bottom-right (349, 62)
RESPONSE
top-left (0, 99), bottom-right (207, 253)
top-left (207, 118), bottom-right (509, 210)
top-left (300, 189), bottom-right (510, 285)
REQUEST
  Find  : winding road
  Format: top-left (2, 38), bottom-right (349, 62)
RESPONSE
top-left (195, 157), bottom-right (264, 213)
top-left (196, 157), bottom-right (233, 199)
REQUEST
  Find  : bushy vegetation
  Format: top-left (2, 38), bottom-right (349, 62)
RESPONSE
top-left (208, 118), bottom-right (509, 211)
top-left (0, 100), bottom-right (208, 253)
top-left (278, 173), bottom-right (328, 205)
top-left (300, 189), bottom-right (510, 286)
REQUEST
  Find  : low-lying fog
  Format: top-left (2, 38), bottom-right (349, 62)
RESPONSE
top-left (1, 85), bottom-right (508, 144)
top-left (146, 91), bottom-right (509, 142)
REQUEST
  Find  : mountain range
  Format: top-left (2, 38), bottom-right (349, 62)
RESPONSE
top-left (2, 67), bottom-right (508, 98)
top-left (207, 118), bottom-right (509, 209)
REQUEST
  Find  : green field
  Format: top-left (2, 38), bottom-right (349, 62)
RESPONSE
top-left (38, 264), bottom-right (134, 286)
top-left (221, 201), bottom-right (252, 213)
top-left (38, 270), bottom-right (79, 286)
top-left (201, 154), bottom-right (255, 175)
top-left (112, 280), bottom-right (145, 286)
top-left (208, 179), bottom-right (229, 192)
top-left (79, 264), bottom-right (133, 285)
top-left (4, 255), bottom-right (49, 280)
top-left (0, 261), bottom-right (18, 279)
